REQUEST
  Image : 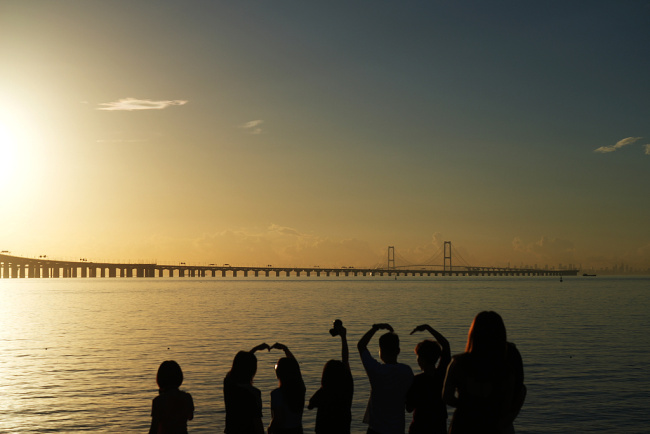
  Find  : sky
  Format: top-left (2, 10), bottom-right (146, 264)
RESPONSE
top-left (1, 1), bottom-right (649, 270)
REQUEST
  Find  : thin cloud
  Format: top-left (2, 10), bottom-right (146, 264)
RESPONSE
top-left (97, 98), bottom-right (188, 111)
top-left (240, 119), bottom-right (264, 134)
top-left (96, 138), bottom-right (148, 144)
top-left (594, 137), bottom-right (642, 153)
top-left (645, 144), bottom-right (650, 155)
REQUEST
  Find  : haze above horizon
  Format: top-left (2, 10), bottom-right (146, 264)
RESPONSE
top-left (1, 1), bottom-right (648, 270)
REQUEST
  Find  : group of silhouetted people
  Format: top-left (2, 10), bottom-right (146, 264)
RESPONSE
top-left (149, 311), bottom-right (526, 434)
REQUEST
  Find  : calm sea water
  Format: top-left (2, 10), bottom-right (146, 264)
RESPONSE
top-left (1, 276), bottom-right (649, 433)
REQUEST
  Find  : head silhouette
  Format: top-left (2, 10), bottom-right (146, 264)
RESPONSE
top-left (321, 359), bottom-right (352, 390)
top-left (465, 311), bottom-right (507, 361)
top-left (275, 357), bottom-right (305, 413)
top-left (157, 360), bottom-right (184, 390)
top-left (228, 351), bottom-right (258, 385)
top-left (379, 332), bottom-right (400, 363)
top-left (415, 339), bottom-right (442, 370)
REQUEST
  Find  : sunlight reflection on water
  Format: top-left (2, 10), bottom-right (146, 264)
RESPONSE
top-left (0, 276), bottom-right (648, 433)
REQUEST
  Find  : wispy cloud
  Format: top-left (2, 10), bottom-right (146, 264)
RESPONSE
top-left (645, 144), bottom-right (650, 155)
top-left (96, 138), bottom-right (148, 144)
top-left (594, 137), bottom-right (643, 153)
top-left (97, 98), bottom-right (188, 111)
top-left (240, 119), bottom-right (264, 134)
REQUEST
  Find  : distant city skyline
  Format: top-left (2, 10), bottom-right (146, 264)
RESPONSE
top-left (1, 1), bottom-right (649, 272)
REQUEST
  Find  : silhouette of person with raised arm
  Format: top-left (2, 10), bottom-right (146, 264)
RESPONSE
top-left (358, 323), bottom-right (414, 434)
top-left (149, 360), bottom-right (194, 434)
top-left (442, 311), bottom-right (526, 434)
top-left (224, 343), bottom-right (270, 434)
top-left (405, 324), bottom-right (451, 434)
top-left (268, 342), bottom-right (305, 434)
top-left (308, 319), bottom-right (354, 434)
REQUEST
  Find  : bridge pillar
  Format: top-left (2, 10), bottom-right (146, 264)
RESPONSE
top-left (244, 270), bottom-right (248, 277)
top-left (232, 270), bottom-right (238, 277)
top-left (254, 270), bottom-right (259, 277)
top-left (81, 267), bottom-right (87, 278)
top-left (221, 270), bottom-right (226, 277)
top-left (285, 271), bottom-right (291, 277)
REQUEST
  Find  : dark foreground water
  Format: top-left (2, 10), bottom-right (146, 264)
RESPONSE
top-left (1, 276), bottom-right (649, 433)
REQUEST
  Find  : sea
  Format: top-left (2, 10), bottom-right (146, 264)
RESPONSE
top-left (0, 275), bottom-right (648, 433)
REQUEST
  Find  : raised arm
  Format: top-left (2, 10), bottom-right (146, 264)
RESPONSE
top-left (410, 324), bottom-right (451, 366)
top-left (270, 342), bottom-right (295, 359)
top-left (339, 326), bottom-right (350, 368)
top-left (358, 323), bottom-right (393, 353)
top-left (249, 343), bottom-right (270, 353)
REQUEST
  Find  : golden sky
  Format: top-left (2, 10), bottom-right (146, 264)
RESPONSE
top-left (1, 1), bottom-right (649, 270)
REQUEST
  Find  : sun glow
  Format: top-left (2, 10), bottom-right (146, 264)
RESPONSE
top-left (0, 107), bottom-right (45, 201)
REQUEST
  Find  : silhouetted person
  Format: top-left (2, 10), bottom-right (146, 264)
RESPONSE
top-left (268, 343), bottom-right (305, 434)
top-left (405, 324), bottom-right (451, 434)
top-left (308, 320), bottom-right (354, 434)
top-left (224, 344), bottom-right (270, 434)
top-left (149, 360), bottom-right (194, 434)
top-left (442, 311), bottom-right (526, 434)
top-left (358, 323), bottom-right (414, 434)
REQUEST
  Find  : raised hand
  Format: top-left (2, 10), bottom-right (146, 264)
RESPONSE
top-left (373, 323), bottom-right (394, 333)
top-left (250, 343), bottom-right (271, 353)
top-left (410, 324), bottom-right (432, 335)
top-left (270, 342), bottom-right (286, 351)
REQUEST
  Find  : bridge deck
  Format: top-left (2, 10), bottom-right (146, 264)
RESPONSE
top-left (1, 253), bottom-right (578, 278)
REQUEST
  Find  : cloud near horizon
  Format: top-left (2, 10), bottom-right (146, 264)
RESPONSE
top-left (97, 98), bottom-right (188, 111)
top-left (594, 137), bottom-right (643, 153)
top-left (512, 236), bottom-right (576, 266)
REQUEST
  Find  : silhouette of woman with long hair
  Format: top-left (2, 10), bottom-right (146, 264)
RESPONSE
top-left (268, 343), bottom-right (305, 434)
top-left (149, 360), bottom-right (194, 434)
top-left (224, 344), bottom-right (270, 434)
top-left (308, 320), bottom-right (354, 434)
top-left (442, 311), bottom-right (526, 434)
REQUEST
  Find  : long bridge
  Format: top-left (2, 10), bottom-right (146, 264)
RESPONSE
top-left (0, 246), bottom-right (578, 279)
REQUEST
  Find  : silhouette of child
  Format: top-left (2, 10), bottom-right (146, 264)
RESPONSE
top-left (308, 320), bottom-right (354, 434)
top-left (406, 324), bottom-right (451, 434)
top-left (149, 360), bottom-right (194, 434)
top-left (224, 344), bottom-right (270, 434)
top-left (268, 343), bottom-right (305, 434)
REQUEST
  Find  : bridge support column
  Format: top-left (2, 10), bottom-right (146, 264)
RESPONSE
top-left (232, 271), bottom-right (237, 277)
top-left (222, 270), bottom-right (226, 277)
